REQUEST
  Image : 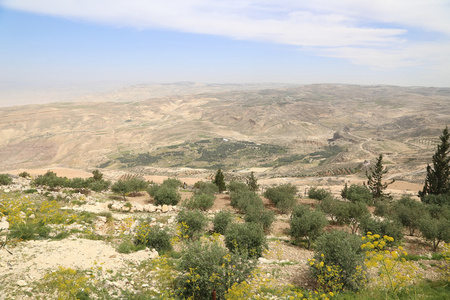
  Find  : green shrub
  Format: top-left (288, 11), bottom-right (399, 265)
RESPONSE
top-left (422, 194), bottom-right (450, 206)
top-left (193, 181), bottom-right (218, 196)
top-left (88, 179), bottom-right (111, 192)
top-left (33, 171), bottom-right (68, 188)
top-left (244, 206), bottom-right (275, 233)
top-left (162, 178), bottom-right (182, 189)
top-left (308, 187), bottom-right (332, 201)
top-left (68, 177), bottom-right (89, 189)
top-left (313, 230), bottom-right (366, 291)
top-left (343, 184), bottom-right (372, 205)
top-left (184, 193), bottom-right (215, 211)
top-left (424, 206), bottom-right (450, 254)
top-left (9, 223), bottom-right (51, 240)
top-left (230, 189), bottom-right (264, 213)
top-left (176, 210), bottom-right (208, 240)
top-left (134, 223), bottom-right (173, 253)
top-left (213, 211), bottom-right (233, 235)
top-left (391, 196), bottom-right (423, 235)
top-left (227, 181), bottom-right (250, 193)
top-left (111, 179), bottom-right (131, 200)
top-left (153, 185), bottom-right (181, 206)
top-left (373, 200), bottom-right (391, 217)
top-left (418, 214), bottom-right (450, 251)
top-left (18, 171), bottom-right (31, 178)
top-left (360, 217), bottom-right (404, 244)
top-left (338, 202), bottom-right (371, 234)
top-left (425, 203), bottom-right (450, 219)
top-left (0, 174), bottom-right (13, 185)
top-left (127, 177), bottom-right (149, 195)
top-left (175, 240), bottom-right (256, 300)
top-left (290, 205), bottom-right (328, 249)
top-left (318, 196), bottom-right (346, 224)
top-left (117, 239), bottom-right (144, 254)
top-left (224, 222), bottom-right (267, 258)
top-left (264, 183), bottom-right (298, 213)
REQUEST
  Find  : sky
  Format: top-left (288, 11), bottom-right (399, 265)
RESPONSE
top-left (1, 1), bottom-right (450, 105)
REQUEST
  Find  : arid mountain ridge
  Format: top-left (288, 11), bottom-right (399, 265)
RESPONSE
top-left (1, 83), bottom-right (449, 182)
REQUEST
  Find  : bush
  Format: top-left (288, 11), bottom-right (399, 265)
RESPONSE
top-left (264, 183), bottom-right (298, 213)
top-left (33, 171), bottom-right (68, 188)
top-left (0, 174), bottom-right (12, 185)
top-left (117, 239), bottom-right (145, 254)
top-left (9, 222), bottom-right (51, 240)
top-left (176, 210), bottom-right (208, 240)
top-left (313, 230), bottom-right (366, 291)
top-left (338, 202), bottom-right (371, 234)
top-left (127, 177), bottom-right (149, 195)
top-left (153, 185), bottom-right (181, 206)
top-left (308, 187), bottom-right (332, 201)
top-left (88, 179), bottom-right (111, 192)
top-left (18, 171), bottom-right (31, 178)
top-left (373, 200), bottom-right (391, 217)
top-left (230, 189), bottom-right (264, 213)
top-left (193, 181), bottom-right (218, 196)
top-left (360, 217), bottom-right (404, 244)
top-left (224, 222), bottom-right (267, 258)
top-left (290, 205), bottom-right (328, 249)
top-left (213, 211), bottom-right (233, 235)
top-left (422, 194), bottom-right (450, 206)
top-left (227, 181), bottom-right (250, 193)
top-left (134, 222), bottom-right (173, 253)
top-left (419, 216), bottom-right (450, 251)
top-left (244, 206), bottom-right (275, 233)
top-left (318, 196), bottom-right (342, 224)
top-left (391, 196), bottom-right (423, 235)
top-left (184, 193), bottom-right (215, 211)
top-left (111, 179), bottom-right (131, 200)
top-left (343, 184), bottom-right (372, 205)
top-left (425, 203), bottom-right (450, 219)
top-left (175, 240), bottom-right (256, 300)
top-left (162, 178), bottom-right (182, 189)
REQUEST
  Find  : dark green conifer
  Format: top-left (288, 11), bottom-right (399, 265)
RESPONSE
top-left (419, 127), bottom-right (450, 199)
top-left (366, 154), bottom-right (394, 203)
top-left (213, 168), bottom-right (226, 192)
top-left (247, 171), bottom-right (259, 192)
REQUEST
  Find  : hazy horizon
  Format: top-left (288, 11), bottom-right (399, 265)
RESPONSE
top-left (1, 1), bottom-right (450, 106)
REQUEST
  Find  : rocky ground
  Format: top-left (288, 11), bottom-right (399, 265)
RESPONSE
top-left (0, 172), bottom-right (446, 299)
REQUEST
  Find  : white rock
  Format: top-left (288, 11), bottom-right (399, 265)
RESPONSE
top-left (111, 203), bottom-right (122, 210)
top-left (161, 205), bottom-right (169, 213)
top-left (0, 217), bottom-right (9, 230)
top-left (133, 203), bottom-right (144, 211)
top-left (97, 216), bottom-right (107, 223)
top-left (17, 280), bottom-right (27, 287)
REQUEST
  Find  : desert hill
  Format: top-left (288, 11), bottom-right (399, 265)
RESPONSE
top-left (0, 84), bottom-right (449, 182)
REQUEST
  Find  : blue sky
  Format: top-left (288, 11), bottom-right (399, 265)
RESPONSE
top-left (1, 0), bottom-right (450, 105)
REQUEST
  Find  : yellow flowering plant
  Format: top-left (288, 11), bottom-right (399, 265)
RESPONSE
top-left (362, 232), bottom-right (419, 292)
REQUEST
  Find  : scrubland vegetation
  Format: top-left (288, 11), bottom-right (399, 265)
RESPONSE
top-left (0, 128), bottom-right (450, 299)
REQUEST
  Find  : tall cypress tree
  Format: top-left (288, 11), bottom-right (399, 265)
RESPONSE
top-left (419, 127), bottom-right (450, 199)
top-left (213, 168), bottom-right (226, 192)
top-left (366, 154), bottom-right (394, 202)
top-left (247, 171), bottom-right (259, 192)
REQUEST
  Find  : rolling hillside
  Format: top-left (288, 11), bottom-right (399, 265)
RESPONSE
top-left (1, 84), bottom-right (449, 182)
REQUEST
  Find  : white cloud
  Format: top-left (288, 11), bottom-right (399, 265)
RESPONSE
top-left (2, 0), bottom-right (450, 71)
